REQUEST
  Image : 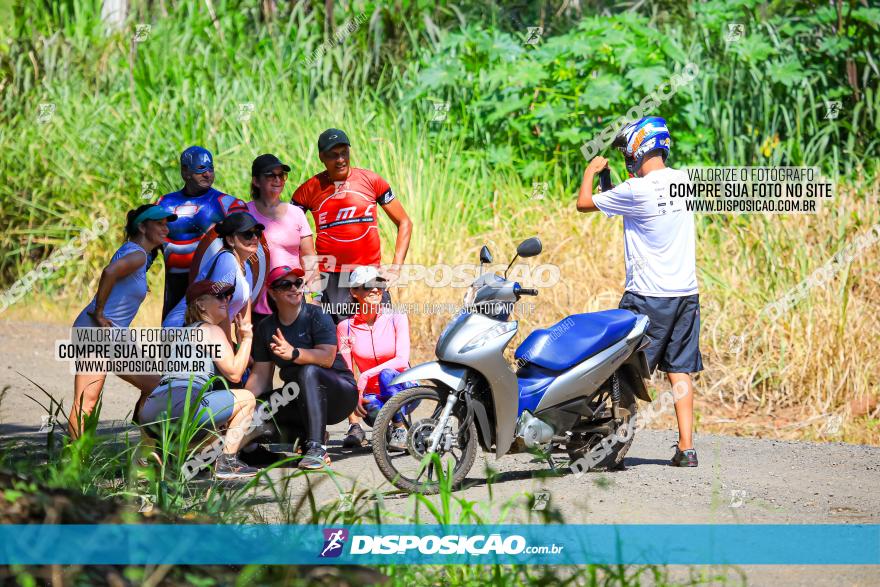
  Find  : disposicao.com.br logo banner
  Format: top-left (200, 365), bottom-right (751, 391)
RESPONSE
top-left (2, 524), bottom-right (878, 565)
top-left (319, 527), bottom-right (564, 560)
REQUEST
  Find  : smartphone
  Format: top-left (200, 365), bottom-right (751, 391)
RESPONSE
top-left (599, 168), bottom-right (613, 192)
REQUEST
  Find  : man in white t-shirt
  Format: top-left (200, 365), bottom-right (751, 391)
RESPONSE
top-left (576, 116), bottom-right (701, 467)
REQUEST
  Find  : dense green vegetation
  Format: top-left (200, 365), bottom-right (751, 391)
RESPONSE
top-left (1, 0), bottom-right (877, 282)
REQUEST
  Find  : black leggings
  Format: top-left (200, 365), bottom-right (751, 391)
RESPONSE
top-left (275, 364), bottom-right (357, 444)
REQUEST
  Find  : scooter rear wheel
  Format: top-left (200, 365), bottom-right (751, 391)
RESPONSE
top-left (372, 386), bottom-right (477, 494)
top-left (566, 382), bottom-right (637, 471)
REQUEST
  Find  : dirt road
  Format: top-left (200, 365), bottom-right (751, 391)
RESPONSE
top-left (1, 320), bottom-right (878, 585)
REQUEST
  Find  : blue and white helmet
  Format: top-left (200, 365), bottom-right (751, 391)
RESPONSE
top-left (612, 116), bottom-right (671, 173)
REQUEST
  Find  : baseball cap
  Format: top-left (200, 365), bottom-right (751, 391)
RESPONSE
top-left (268, 265), bottom-right (306, 287)
top-left (252, 153), bottom-right (291, 176)
top-left (348, 266), bottom-right (387, 289)
top-left (317, 128), bottom-right (350, 153)
top-left (133, 205), bottom-right (178, 226)
top-left (186, 280), bottom-right (234, 304)
top-left (215, 212), bottom-right (265, 236)
top-left (180, 146), bottom-right (214, 173)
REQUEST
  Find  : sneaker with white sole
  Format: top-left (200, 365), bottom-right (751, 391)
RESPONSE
top-left (215, 454), bottom-right (260, 479)
top-left (388, 426), bottom-right (408, 452)
top-left (300, 442), bottom-right (331, 470)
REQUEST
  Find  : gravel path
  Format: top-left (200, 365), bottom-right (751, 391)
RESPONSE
top-left (1, 319), bottom-right (878, 585)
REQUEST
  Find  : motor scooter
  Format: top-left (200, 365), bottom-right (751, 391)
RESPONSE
top-left (372, 237), bottom-right (652, 493)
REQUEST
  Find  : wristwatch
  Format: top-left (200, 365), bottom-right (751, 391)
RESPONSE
top-left (288, 347), bottom-right (301, 363)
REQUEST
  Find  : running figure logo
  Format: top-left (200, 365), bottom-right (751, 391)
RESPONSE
top-left (320, 528), bottom-right (349, 558)
top-left (524, 27), bottom-right (543, 45)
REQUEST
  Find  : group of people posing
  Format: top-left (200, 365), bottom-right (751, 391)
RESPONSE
top-left (70, 128), bottom-right (415, 479)
top-left (69, 115), bottom-right (704, 477)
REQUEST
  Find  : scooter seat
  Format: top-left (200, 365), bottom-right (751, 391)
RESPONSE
top-left (514, 310), bottom-right (637, 371)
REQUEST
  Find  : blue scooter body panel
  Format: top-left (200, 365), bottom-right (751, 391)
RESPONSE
top-left (516, 363), bottom-right (557, 415)
top-left (515, 310), bottom-right (637, 371)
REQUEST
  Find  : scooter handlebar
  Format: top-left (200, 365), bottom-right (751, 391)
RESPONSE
top-left (517, 288), bottom-right (539, 296)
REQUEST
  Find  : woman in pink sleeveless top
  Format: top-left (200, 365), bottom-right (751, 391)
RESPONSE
top-left (336, 266), bottom-right (417, 450)
top-left (247, 154), bottom-right (317, 324)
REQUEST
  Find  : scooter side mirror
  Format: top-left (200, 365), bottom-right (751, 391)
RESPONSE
top-left (479, 246), bottom-right (493, 264)
top-left (516, 237), bottom-right (542, 258)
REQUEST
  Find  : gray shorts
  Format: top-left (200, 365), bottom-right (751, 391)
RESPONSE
top-left (618, 292), bottom-right (703, 374)
top-left (138, 384), bottom-right (236, 428)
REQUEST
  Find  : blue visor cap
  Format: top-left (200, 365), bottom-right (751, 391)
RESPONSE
top-left (181, 146), bottom-right (214, 173)
top-left (134, 206), bottom-right (178, 226)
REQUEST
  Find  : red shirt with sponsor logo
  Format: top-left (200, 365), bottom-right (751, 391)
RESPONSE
top-left (292, 167), bottom-right (395, 272)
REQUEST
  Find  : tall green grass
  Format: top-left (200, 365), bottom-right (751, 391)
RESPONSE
top-left (2, 0), bottom-right (876, 284)
top-left (0, 391), bottom-right (731, 586)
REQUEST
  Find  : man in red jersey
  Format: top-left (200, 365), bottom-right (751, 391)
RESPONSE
top-left (292, 128), bottom-right (413, 324)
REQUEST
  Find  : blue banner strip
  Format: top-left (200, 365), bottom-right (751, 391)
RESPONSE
top-left (1, 524), bottom-right (878, 565)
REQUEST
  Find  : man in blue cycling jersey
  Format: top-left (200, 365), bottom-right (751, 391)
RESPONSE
top-left (156, 146), bottom-right (247, 318)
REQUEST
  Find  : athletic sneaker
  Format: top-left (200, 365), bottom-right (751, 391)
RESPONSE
top-left (294, 431), bottom-right (330, 455)
top-left (342, 423), bottom-right (366, 448)
top-left (670, 445), bottom-right (698, 467)
top-left (388, 426), bottom-right (408, 452)
top-left (300, 442), bottom-right (331, 470)
top-left (215, 454), bottom-right (260, 479)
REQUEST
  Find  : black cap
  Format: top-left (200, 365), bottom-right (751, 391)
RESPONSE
top-left (317, 128), bottom-right (350, 153)
top-left (251, 153), bottom-right (291, 177)
top-left (215, 212), bottom-right (265, 236)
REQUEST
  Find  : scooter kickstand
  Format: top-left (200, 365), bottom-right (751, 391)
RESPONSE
top-left (544, 454), bottom-right (560, 473)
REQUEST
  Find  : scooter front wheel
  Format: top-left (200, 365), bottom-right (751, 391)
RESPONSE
top-left (372, 386), bottom-right (477, 495)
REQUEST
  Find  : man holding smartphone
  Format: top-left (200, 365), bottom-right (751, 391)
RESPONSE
top-left (576, 116), bottom-right (701, 467)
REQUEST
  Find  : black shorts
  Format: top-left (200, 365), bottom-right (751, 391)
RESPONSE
top-left (618, 292), bottom-right (703, 374)
top-left (163, 271), bottom-right (189, 320)
top-left (319, 271), bottom-right (391, 324)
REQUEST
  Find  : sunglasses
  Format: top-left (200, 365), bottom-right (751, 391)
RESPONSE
top-left (262, 171), bottom-right (288, 181)
top-left (237, 229), bottom-right (263, 241)
top-left (212, 290), bottom-right (233, 300)
top-left (271, 278), bottom-right (304, 291)
top-left (356, 281), bottom-right (387, 291)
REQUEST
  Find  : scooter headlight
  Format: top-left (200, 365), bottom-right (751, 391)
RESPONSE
top-left (460, 321), bottom-right (517, 354)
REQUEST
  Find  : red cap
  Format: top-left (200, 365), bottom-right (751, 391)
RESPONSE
top-left (186, 280), bottom-right (234, 304)
top-left (267, 265), bottom-right (305, 287)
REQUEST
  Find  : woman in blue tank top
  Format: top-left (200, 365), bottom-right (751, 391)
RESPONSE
top-left (69, 205), bottom-right (177, 438)
top-left (161, 212), bottom-right (264, 345)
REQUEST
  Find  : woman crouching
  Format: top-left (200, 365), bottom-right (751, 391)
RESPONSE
top-left (245, 266), bottom-right (358, 470)
top-left (139, 280), bottom-right (259, 480)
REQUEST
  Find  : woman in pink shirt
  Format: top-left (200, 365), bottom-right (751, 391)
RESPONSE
top-left (247, 154), bottom-right (317, 324)
top-left (337, 266), bottom-right (416, 450)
